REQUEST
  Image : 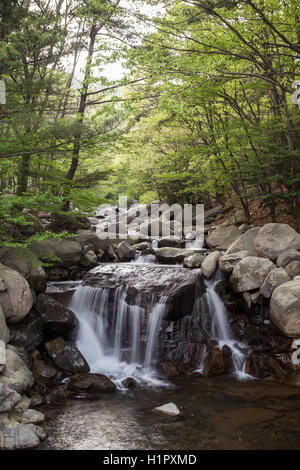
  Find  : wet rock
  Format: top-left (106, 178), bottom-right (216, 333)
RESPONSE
top-left (206, 225), bottom-right (241, 250)
top-left (153, 402), bottom-right (180, 416)
top-left (9, 317), bottom-right (43, 352)
top-left (84, 264), bottom-right (203, 321)
top-left (230, 256), bottom-right (275, 293)
top-left (0, 349), bottom-right (35, 393)
top-left (157, 238), bottom-right (184, 249)
top-left (243, 324), bottom-right (260, 345)
top-left (67, 373), bottom-right (116, 396)
top-left (0, 384), bottom-right (21, 412)
top-left (183, 253), bottom-right (204, 269)
top-left (106, 243), bottom-right (118, 261)
top-left (45, 337), bottom-right (90, 374)
top-left (0, 305), bottom-right (10, 344)
top-left (260, 268), bottom-right (290, 298)
top-left (201, 251), bottom-right (221, 279)
top-left (219, 251), bottom-right (250, 274)
top-left (155, 247), bottom-right (194, 264)
top-left (116, 241), bottom-right (135, 261)
top-left (285, 261), bottom-right (300, 278)
top-left (35, 293), bottom-right (77, 335)
top-left (80, 250), bottom-right (98, 268)
top-left (255, 223), bottom-right (300, 261)
top-left (0, 247), bottom-right (47, 293)
top-left (202, 348), bottom-right (224, 376)
top-left (31, 350), bottom-right (58, 382)
top-left (270, 280), bottom-right (300, 337)
top-left (0, 264), bottom-right (33, 324)
top-left (221, 345), bottom-right (234, 373)
top-left (159, 361), bottom-right (181, 378)
top-left (226, 227), bottom-right (260, 256)
top-left (121, 377), bottom-right (138, 389)
top-left (30, 239), bottom-right (82, 268)
top-left (132, 241), bottom-right (152, 252)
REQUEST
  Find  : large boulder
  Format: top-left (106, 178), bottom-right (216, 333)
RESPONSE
top-left (0, 305), bottom-right (10, 344)
top-left (254, 223), bottom-right (300, 261)
top-left (116, 241), bottom-right (135, 261)
top-left (157, 238), bottom-right (184, 249)
top-left (226, 227), bottom-right (260, 256)
top-left (67, 373), bottom-right (116, 397)
top-left (80, 250), bottom-right (98, 268)
top-left (29, 239), bottom-right (82, 268)
top-left (0, 248), bottom-right (47, 293)
top-left (219, 251), bottom-right (250, 274)
top-left (0, 423), bottom-right (45, 449)
top-left (277, 249), bottom-right (300, 268)
top-left (154, 247), bottom-right (194, 264)
top-left (270, 280), bottom-right (300, 337)
top-left (9, 318), bottom-right (43, 352)
top-left (35, 294), bottom-right (78, 335)
top-left (183, 253), bottom-right (204, 269)
top-left (0, 349), bottom-right (35, 393)
top-left (75, 229), bottom-right (112, 252)
top-left (201, 251), bottom-right (221, 279)
top-left (0, 384), bottom-right (21, 412)
top-left (260, 268), bottom-right (291, 298)
top-left (230, 256), bottom-right (275, 292)
top-left (206, 225), bottom-right (241, 250)
top-left (0, 264), bottom-right (33, 323)
top-left (45, 337), bottom-right (89, 374)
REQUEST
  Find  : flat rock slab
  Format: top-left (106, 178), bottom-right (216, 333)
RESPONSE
top-left (84, 263), bottom-right (204, 320)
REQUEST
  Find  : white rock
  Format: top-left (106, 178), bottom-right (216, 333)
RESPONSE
top-left (154, 402), bottom-right (180, 416)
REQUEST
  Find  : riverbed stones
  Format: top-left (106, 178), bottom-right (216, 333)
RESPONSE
top-left (45, 337), bottom-right (90, 374)
top-left (219, 251), bottom-right (250, 274)
top-left (206, 225), bottom-right (241, 250)
top-left (277, 249), bottom-right (300, 268)
top-left (201, 251), bottom-right (221, 279)
top-left (285, 261), bottom-right (300, 278)
top-left (153, 402), bottom-right (180, 416)
top-left (270, 280), bottom-right (300, 337)
top-left (29, 239), bottom-right (82, 267)
top-left (35, 293), bottom-right (77, 335)
top-left (154, 247), bottom-right (194, 263)
top-left (67, 373), bottom-right (116, 397)
top-left (183, 253), bottom-right (204, 269)
top-left (0, 264), bottom-right (33, 324)
top-left (230, 256), bottom-right (275, 292)
top-left (260, 268), bottom-right (291, 298)
top-left (254, 223), bottom-right (300, 261)
top-left (226, 227), bottom-right (260, 256)
top-left (0, 349), bottom-right (34, 393)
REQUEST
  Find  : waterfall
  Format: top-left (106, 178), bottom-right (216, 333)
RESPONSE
top-left (68, 285), bottom-right (168, 389)
top-left (197, 270), bottom-right (251, 380)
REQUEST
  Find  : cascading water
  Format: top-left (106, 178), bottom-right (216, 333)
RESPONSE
top-left (68, 284), bottom-right (168, 389)
top-left (197, 270), bottom-right (251, 380)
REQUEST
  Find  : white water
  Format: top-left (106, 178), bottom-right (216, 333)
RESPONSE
top-left (196, 270), bottom-right (252, 380)
top-left (68, 285), bottom-right (168, 389)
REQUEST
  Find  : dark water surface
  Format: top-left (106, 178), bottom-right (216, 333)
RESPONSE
top-left (40, 376), bottom-right (300, 450)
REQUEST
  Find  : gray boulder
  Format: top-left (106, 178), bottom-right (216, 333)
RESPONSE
top-left (45, 337), bottom-right (90, 374)
top-left (226, 227), bottom-right (260, 256)
top-left (0, 384), bottom-right (21, 412)
top-left (230, 256), bottom-right (275, 292)
top-left (0, 349), bottom-right (35, 393)
top-left (80, 250), bottom-right (98, 268)
top-left (30, 239), bottom-right (82, 267)
top-left (270, 280), bottom-right (300, 337)
top-left (183, 253), bottom-right (204, 269)
top-left (277, 249), bottom-right (300, 268)
top-left (219, 251), bottom-right (250, 274)
top-left (155, 247), bottom-right (194, 264)
top-left (201, 251), bottom-right (221, 279)
top-left (206, 225), bottom-right (241, 250)
top-left (116, 241), bottom-right (135, 261)
top-left (0, 247), bottom-right (47, 293)
top-left (260, 268), bottom-right (291, 298)
top-left (0, 423), bottom-right (45, 449)
top-left (285, 261), bottom-right (300, 278)
top-left (0, 305), bottom-right (10, 344)
top-left (0, 264), bottom-right (33, 323)
top-left (9, 318), bottom-right (43, 352)
top-left (255, 223), bottom-right (300, 261)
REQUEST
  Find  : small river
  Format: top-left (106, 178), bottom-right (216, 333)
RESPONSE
top-left (40, 376), bottom-right (300, 450)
